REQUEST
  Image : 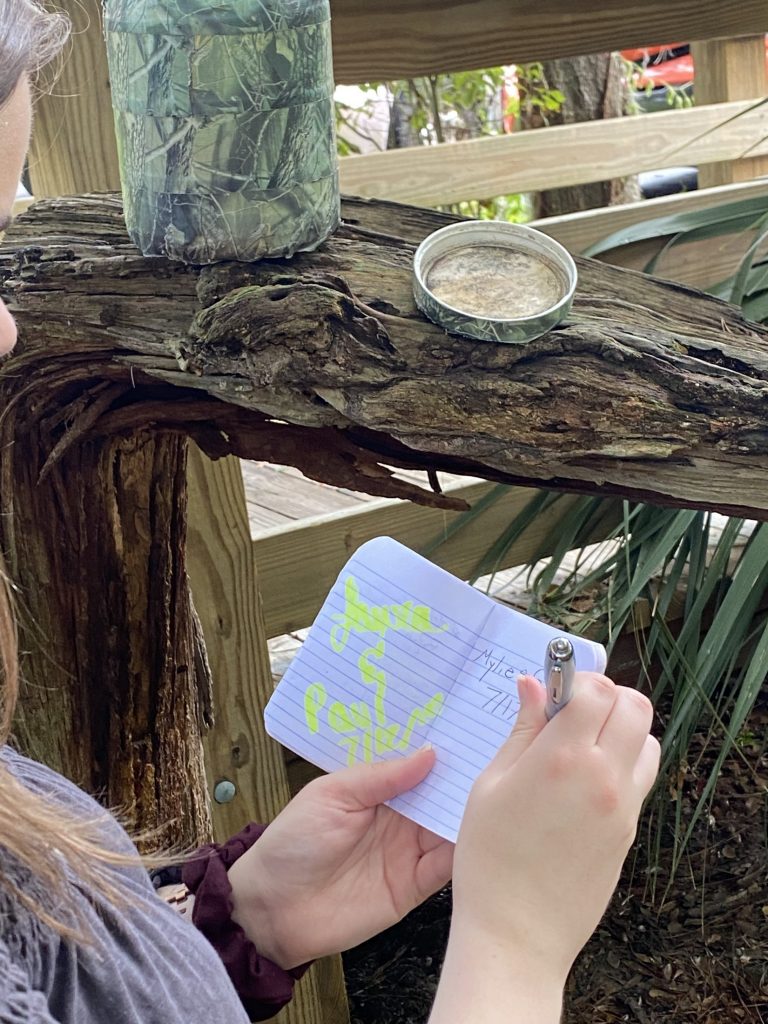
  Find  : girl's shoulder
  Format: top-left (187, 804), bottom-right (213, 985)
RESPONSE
top-left (0, 933), bottom-right (59, 1024)
top-left (0, 745), bottom-right (140, 861)
top-left (2, 746), bottom-right (99, 811)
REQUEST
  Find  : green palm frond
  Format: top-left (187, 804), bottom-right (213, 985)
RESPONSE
top-left (583, 194), bottom-right (768, 258)
top-left (425, 189), bottom-right (768, 880)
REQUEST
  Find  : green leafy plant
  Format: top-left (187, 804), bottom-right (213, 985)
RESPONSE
top-left (335, 66), bottom-right (556, 223)
top-left (334, 85), bottom-right (389, 157)
top-left (424, 194), bottom-right (768, 885)
top-left (506, 62), bottom-right (566, 126)
top-left (620, 54), bottom-right (694, 115)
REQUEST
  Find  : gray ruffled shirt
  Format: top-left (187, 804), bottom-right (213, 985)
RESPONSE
top-left (0, 747), bottom-right (249, 1024)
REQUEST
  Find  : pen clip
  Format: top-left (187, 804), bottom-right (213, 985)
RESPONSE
top-left (544, 637), bottom-right (575, 720)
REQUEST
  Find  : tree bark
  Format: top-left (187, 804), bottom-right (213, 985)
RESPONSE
top-left (1, 414), bottom-right (212, 846)
top-left (2, 192), bottom-right (768, 836)
top-left (3, 193), bottom-right (768, 518)
top-left (520, 54), bottom-right (642, 217)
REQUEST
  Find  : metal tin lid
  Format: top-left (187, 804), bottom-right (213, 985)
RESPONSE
top-left (413, 221), bottom-right (578, 344)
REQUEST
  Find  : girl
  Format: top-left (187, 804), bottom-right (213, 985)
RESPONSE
top-left (0, 4), bottom-right (660, 1022)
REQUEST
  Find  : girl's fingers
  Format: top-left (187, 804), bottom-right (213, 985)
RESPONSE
top-left (545, 672), bottom-right (619, 748)
top-left (330, 747), bottom-right (436, 810)
top-left (490, 674), bottom-right (548, 771)
top-left (415, 839), bottom-right (455, 901)
top-left (419, 827), bottom-right (449, 854)
top-left (633, 733), bottom-right (662, 798)
top-left (595, 687), bottom-right (655, 772)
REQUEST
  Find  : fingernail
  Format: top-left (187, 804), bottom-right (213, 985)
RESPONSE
top-left (419, 741), bottom-right (434, 752)
top-left (517, 675), bottom-right (536, 703)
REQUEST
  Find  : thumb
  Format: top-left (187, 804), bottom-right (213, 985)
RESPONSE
top-left (492, 675), bottom-right (548, 771)
top-left (329, 747), bottom-right (436, 811)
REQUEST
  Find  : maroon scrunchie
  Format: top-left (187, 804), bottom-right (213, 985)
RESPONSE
top-left (182, 823), bottom-right (312, 1022)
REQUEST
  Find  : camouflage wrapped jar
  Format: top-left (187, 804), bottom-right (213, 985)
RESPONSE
top-left (104, 0), bottom-right (340, 263)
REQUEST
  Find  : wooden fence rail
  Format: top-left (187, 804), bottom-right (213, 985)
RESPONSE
top-left (532, 179), bottom-right (768, 254)
top-left (329, 0), bottom-right (768, 83)
top-left (253, 483), bottom-right (620, 639)
top-left (533, 178), bottom-right (768, 290)
top-left (339, 99), bottom-right (768, 207)
top-left (690, 36), bottom-right (768, 186)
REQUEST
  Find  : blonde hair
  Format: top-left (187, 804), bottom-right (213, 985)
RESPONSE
top-left (0, 0), bottom-right (70, 106)
top-left (0, 2), bottom-right (151, 941)
top-left (0, 565), bottom-right (147, 938)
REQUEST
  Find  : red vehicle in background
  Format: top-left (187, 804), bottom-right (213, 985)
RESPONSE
top-left (623, 39), bottom-right (768, 100)
top-left (620, 43), bottom-right (698, 196)
top-left (501, 40), bottom-right (768, 196)
top-left (622, 42), bottom-right (692, 92)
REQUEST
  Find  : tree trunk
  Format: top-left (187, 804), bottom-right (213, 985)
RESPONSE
top-left (521, 54), bottom-right (641, 217)
top-left (388, 88), bottom-right (420, 149)
top-left (3, 192), bottom-right (768, 839)
top-left (1, 412), bottom-right (213, 847)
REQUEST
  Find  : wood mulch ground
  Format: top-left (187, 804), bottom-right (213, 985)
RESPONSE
top-left (344, 699), bottom-right (768, 1023)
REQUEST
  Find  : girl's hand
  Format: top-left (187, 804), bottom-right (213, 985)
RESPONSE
top-left (451, 672), bottom-right (660, 982)
top-left (227, 749), bottom-right (453, 969)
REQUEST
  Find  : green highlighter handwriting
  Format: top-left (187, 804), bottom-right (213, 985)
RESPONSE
top-left (304, 639), bottom-right (445, 765)
top-left (330, 576), bottom-right (448, 653)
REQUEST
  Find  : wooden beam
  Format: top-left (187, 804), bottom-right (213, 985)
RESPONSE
top-left (339, 99), bottom-right (768, 206)
top-left (186, 451), bottom-right (291, 835)
top-left (186, 451), bottom-right (349, 1024)
top-left (329, 0), bottom-right (768, 84)
top-left (27, 0), bottom-right (121, 196)
top-left (691, 36), bottom-right (768, 188)
top-left (532, 179), bottom-right (768, 255)
top-left (532, 183), bottom-right (768, 291)
top-left (253, 482), bottom-right (620, 638)
top-left (11, 197), bottom-right (34, 220)
top-left (9, 196), bottom-right (768, 544)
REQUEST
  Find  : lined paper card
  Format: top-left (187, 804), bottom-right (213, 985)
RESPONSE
top-left (264, 537), bottom-right (606, 842)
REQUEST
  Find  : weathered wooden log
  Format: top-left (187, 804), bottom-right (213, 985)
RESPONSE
top-left (3, 193), bottom-right (768, 517)
top-left (0, 407), bottom-right (213, 847)
top-left (2, 192), bottom-right (768, 842)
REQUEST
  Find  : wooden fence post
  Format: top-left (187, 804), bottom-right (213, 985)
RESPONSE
top-left (27, 0), bottom-right (120, 196)
top-left (690, 36), bottom-right (768, 188)
top-left (186, 450), bottom-right (350, 1024)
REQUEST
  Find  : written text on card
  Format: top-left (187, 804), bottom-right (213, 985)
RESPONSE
top-left (330, 576), bottom-right (448, 653)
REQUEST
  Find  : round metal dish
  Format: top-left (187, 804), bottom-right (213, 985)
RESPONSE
top-left (413, 221), bottom-right (578, 344)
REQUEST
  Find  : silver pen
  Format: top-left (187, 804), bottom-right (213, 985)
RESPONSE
top-left (544, 637), bottom-right (576, 720)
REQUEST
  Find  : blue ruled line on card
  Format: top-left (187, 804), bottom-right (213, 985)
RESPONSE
top-left (264, 536), bottom-right (606, 843)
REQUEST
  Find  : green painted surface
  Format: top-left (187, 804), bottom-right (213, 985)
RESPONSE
top-left (105, 0), bottom-right (329, 36)
top-left (105, 0), bottom-right (339, 263)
